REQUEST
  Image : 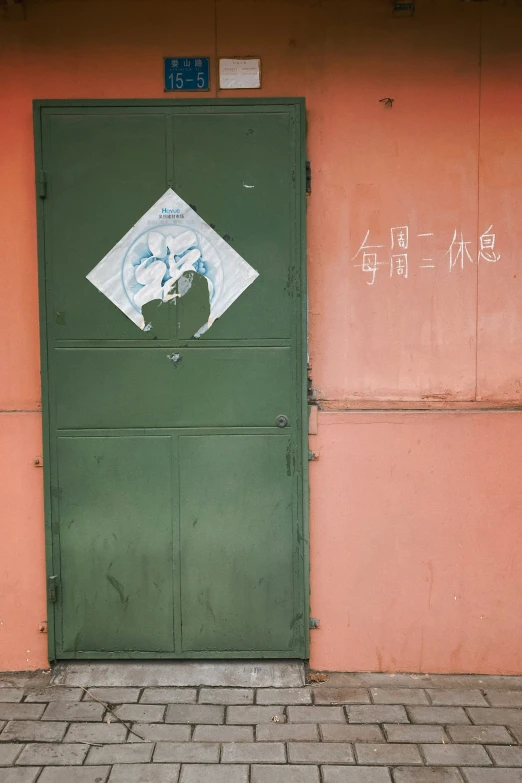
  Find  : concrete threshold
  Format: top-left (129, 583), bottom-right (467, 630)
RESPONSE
top-left (51, 660), bottom-right (306, 688)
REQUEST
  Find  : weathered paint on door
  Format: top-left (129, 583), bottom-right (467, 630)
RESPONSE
top-left (35, 100), bottom-right (308, 659)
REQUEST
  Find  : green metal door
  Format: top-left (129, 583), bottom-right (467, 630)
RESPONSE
top-left (35, 100), bottom-right (308, 659)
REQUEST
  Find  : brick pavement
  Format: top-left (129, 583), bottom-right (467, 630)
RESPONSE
top-left (2, 671), bottom-right (522, 781)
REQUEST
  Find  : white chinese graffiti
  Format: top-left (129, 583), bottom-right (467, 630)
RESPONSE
top-left (352, 225), bottom-right (501, 285)
top-left (478, 225), bottom-right (501, 263)
top-left (351, 230), bottom-right (386, 286)
top-left (447, 230), bottom-right (474, 271)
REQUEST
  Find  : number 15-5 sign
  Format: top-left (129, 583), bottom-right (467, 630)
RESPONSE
top-left (164, 57), bottom-right (210, 91)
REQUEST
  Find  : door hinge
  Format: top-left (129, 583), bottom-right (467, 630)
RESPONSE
top-left (307, 362), bottom-right (316, 403)
top-left (36, 170), bottom-right (47, 199)
top-left (48, 575), bottom-right (58, 603)
top-left (309, 618), bottom-right (320, 629)
top-left (306, 160), bottom-right (311, 195)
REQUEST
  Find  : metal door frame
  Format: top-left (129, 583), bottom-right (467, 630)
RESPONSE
top-left (34, 98), bottom-right (309, 661)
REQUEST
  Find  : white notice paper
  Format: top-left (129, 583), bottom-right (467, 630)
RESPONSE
top-left (219, 58), bottom-right (261, 89)
top-left (86, 188), bottom-right (259, 337)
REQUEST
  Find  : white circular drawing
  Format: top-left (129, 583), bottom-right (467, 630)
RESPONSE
top-left (122, 225), bottom-right (224, 333)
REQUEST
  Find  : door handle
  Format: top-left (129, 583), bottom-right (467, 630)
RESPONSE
top-left (276, 415), bottom-right (289, 428)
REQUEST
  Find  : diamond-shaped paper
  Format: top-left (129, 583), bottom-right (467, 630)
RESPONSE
top-left (87, 188), bottom-right (259, 336)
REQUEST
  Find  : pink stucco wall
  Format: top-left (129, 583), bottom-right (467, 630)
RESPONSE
top-left (0, 416), bottom-right (47, 670)
top-left (309, 413), bottom-right (522, 673)
top-left (1, 0), bottom-right (521, 672)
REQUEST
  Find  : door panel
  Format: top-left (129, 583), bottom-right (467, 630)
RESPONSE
top-left (37, 100), bottom-right (307, 659)
top-left (54, 347), bottom-right (292, 430)
top-left (57, 436), bottom-right (175, 653)
top-left (45, 113), bottom-right (172, 341)
top-left (171, 112), bottom-right (296, 340)
top-left (179, 435), bottom-right (298, 653)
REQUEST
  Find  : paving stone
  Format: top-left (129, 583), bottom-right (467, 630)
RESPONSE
top-left (64, 722), bottom-right (128, 743)
top-left (0, 706), bottom-right (44, 721)
top-left (287, 707), bottom-right (344, 723)
top-left (128, 723), bottom-right (192, 742)
top-left (384, 724), bottom-right (448, 743)
top-left (227, 706), bottom-right (285, 724)
top-left (0, 678), bottom-right (34, 690)
top-left (0, 692), bottom-right (23, 704)
top-left (288, 742), bottom-right (355, 764)
top-left (314, 689), bottom-right (370, 705)
top-left (349, 706), bottom-right (409, 724)
top-left (430, 674), bottom-right (522, 690)
top-left (109, 764), bottom-right (181, 782)
top-left (468, 708), bottom-right (522, 725)
top-left (484, 691), bottom-right (522, 707)
top-left (258, 688), bottom-right (312, 705)
top-left (408, 707), bottom-right (470, 725)
top-left (199, 688), bottom-right (253, 705)
top-left (321, 724), bottom-right (384, 742)
top-left (322, 769), bottom-right (392, 783)
top-left (84, 688), bottom-right (141, 704)
top-left (393, 770), bottom-right (464, 782)
top-left (510, 726), bottom-right (522, 743)
top-left (154, 742), bottom-right (219, 763)
top-left (0, 720), bottom-right (68, 742)
top-left (114, 704), bottom-right (165, 723)
top-left (192, 725), bottom-right (253, 742)
top-left (38, 768), bottom-right (111, 783)
top-left (141, 688), bottom-right (197, 705)
top-left (166, 704), bottom-right (223, 724)
top-left (42, 702), bottom-right (105, 721)
top-left (486, 744), bottom-right (522, 765)
top-left (330, 674), bottom-right (432, 690)
top-left (446, 725), bottom-right (514, 744)
top-left (16, 743), bottom-right (88, 765)
top-left (0, 745), bottom-right (23, 765)
top-left (462, 772), bottom-right (522, 782)
top-left (86, 743), bottom-right (154, 764)
top-left (222, 741), bottom-right (286, 763)
top-left (371, 689), bottom-right (429, 706)
top-left (251, 766), bottom-right (320, 783)
top-left (421, 744), bottom-right (492, 766)
top-left (256, 723), bottom-right (319, 741)
top-left (355, 743), bottom-right (422, 765)
top-left (426, 691), bottom-right (487, 707)
top-left (0, 771), bottom-right (42, 783)
top-left (24, 687), bottom-right (82, 702)
top-left (180, 765), bottom-right (249, 783)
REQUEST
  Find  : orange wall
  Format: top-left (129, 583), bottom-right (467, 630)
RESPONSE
top-left (1, 0), bottom-right (521, 672)
top-left (309, 412), bottom-right (522, 673)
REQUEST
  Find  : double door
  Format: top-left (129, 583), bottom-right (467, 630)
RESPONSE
top-left (35, 100), bottom-right (307, 658)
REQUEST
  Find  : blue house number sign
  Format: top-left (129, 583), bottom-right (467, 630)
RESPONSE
top-left (164, 57), bottom-right (210, 91)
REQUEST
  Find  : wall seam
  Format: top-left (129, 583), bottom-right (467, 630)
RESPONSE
top-left (0, 409), bottom-right (41, 414)
top-left (316, 409), bottom-right (522, 415)
top-left (475, 2), bottom-right (483, 402)
top-left (214, 0), bottom-right (219, 97)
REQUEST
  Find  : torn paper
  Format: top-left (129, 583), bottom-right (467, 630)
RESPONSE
top-left (86, 188), bottom-right (259, 337)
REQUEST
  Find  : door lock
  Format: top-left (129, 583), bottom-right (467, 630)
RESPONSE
top-left (276, 415), bottom-right (289, 428)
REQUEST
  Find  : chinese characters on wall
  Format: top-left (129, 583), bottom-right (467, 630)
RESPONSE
top-left (352, 225), bottom-right (501, 286)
